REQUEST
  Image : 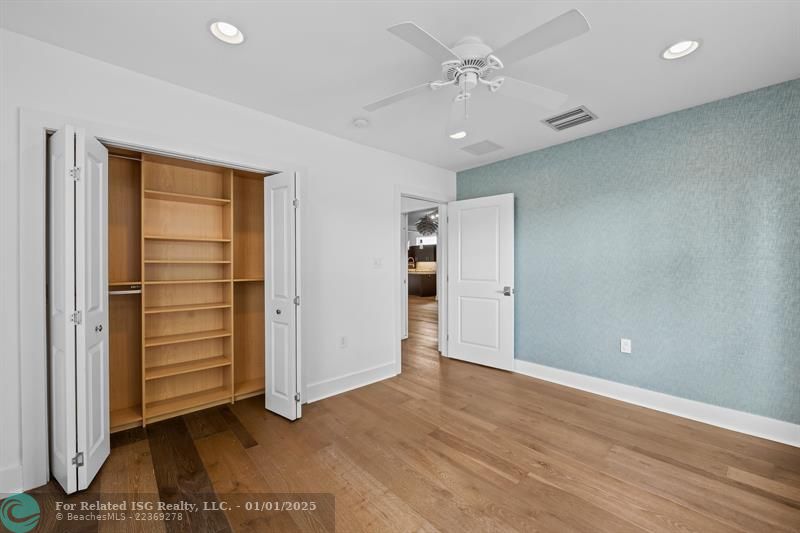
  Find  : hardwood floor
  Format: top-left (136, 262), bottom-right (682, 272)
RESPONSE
top-left (30, 295), bottom-right (800, 531)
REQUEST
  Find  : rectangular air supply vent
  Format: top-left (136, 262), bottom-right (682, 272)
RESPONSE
top-left (461, 140), bottom-right (503, 156)
top-left (542, 106), bottom-right (597, 131)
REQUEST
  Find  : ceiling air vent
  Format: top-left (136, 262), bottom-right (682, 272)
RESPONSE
top-left (542, 106), bottom-right (597, 131)
top-left (461, 140), bottom-right (503, 156)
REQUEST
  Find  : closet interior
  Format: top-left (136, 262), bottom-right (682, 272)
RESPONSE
top-left (107, 148), bottom-right (268, 432)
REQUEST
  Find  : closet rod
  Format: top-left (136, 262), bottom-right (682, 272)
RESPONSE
top-left (109, 154), bottom-right (142, 162)
top-left (110, 289), bottom-right (142, 295)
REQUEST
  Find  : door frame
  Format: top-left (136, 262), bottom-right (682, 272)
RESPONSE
top-left (18, 107), bottom-right (306, 491)
top-left (394, 185), bottom-right (452, 374)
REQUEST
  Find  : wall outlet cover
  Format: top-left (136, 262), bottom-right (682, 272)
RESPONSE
top-left (621, 338), bottom-right (632, 354)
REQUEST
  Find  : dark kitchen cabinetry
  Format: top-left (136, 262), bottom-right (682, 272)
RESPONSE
top-left (409, 245), bottom-right (436, 262)
top-left (408, 273), bottom-right (436, 297)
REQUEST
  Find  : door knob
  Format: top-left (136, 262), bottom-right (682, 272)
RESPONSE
top-left (95, 324), bottom-right (103, 332)
top-left (502, 286), bottom-right (513, 296)
top-left (276, 309), bottom-right (282, 315)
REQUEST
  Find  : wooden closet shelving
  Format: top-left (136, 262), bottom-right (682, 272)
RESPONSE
top-left (145, 355), bottom-right (232, 381)
top-left (145, 260), bottom-right (231, 264)
top-left (143, 189), bottom-right (231, 206)
top-left (144, 279), bottom-right (231, 285)
top-left (144, 329), bottom-right (233, 348)
top-left (144, 235), bottom-right (232, 243)
top-left (144, 302), bottom-right (232, 314)
top-left (107, 149), bottom-right (268, 431)
top-left (146, 386), bottom-right (231, 422)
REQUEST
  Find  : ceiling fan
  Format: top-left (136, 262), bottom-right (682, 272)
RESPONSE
top-left (363, 9), bottom-right (590, 138)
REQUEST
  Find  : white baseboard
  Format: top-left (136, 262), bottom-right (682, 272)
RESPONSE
top-left (0, 464), bottom-right (23, 496)
top-left (513, 359), bottom-right (800, 448)
top-left (306, 362), bottom-right (396, 403)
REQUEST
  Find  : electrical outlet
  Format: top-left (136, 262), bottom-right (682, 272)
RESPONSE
top-left (338, 336), bottom-right (348, 349)
top-left (620, 338), bottom-right (632, 354)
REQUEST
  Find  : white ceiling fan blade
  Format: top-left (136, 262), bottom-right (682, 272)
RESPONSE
top-left (388, 22), bottom-right (460, 63)
top-left (492, 9), bottom-right (590, 67)
top-left (496, 77), bottom-right (568, 110)
top-left (363, 82), bottom-right (433, 112)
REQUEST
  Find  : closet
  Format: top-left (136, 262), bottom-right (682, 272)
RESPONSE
top-left (107, 148), bottom-right (268, 432)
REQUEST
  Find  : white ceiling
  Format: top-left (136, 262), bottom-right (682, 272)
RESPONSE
top-left (2, 1), bottom-right (799, 171)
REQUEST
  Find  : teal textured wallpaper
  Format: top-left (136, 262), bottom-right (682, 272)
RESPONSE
top-left (458, 79), bottom-right (800, 424)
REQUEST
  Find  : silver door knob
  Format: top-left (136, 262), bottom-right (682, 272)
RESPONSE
top-left (503, 286), bottom-right (513, 296)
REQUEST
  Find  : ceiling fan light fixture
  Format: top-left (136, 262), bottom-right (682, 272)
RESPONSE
top-left (449, 131), bottom-right (467, 140)
top-left (661, 40), bottom-right (699, 59)
top-left (210, 21), bottom-right (245, 45)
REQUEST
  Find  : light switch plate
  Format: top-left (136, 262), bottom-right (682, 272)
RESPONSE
top-left (620, 338), bottom-right (632, 354)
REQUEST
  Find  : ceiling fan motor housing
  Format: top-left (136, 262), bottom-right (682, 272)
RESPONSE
top-left (443, 36), bottom-right (500, 90)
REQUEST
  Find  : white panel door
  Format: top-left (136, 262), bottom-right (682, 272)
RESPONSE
top-left (447, 194), bottom-right (514, 370)
top-left (75, 131), bottom-right (110, 490)
top-left (48, 126), bottom-right (79, 494)
top-left (265, 172), bottom-right (299, 420)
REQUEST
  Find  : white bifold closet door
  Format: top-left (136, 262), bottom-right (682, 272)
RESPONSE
top-left (48, 126), bottom-right (110, 494)
top-left (447, 193), bottom-right (515, 371)
top-left (264, 172), bottom-right (301, 421)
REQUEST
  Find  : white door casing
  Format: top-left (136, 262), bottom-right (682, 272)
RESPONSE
top-left (436, 204), bottom-right (448, 354)
top-left (401, 213), bottom-right (409, 340)
top-left (74, 131), bottom-right (110, 490)
top-left (447, 194), bottom-right (514, 370)
top-left (48, 126), bottom-right (79, 495)
top-left (265, 172), bottom-right (300, 420)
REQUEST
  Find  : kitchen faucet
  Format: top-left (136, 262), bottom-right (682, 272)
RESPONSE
top-left (408, 257), bottom-right (416, 270)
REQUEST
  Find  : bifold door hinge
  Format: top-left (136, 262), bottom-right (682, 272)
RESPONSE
top-left (294, 393), bottom-right (301, 403)
top-left (292, 198), bottom-right (299, 208)
top-left (72, 452), bottom-right (84, 467)
top-left (70, 310), bottom-right (82, 325)
top-left (69, 166), bottom-right (81, 181)
top-left (293, 295), bottom-right (300, 306)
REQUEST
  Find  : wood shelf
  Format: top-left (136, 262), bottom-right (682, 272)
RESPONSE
top-left (111, 406), bottom-right (142, 433)
top-left (144, 235), bottom-right (231, 243)
top-left (110, 281), bottom-right (141, 287)
top-left (145, 355), bottom-right (231, 381)
top-left (107, 150), bottom-right (266, 430)
top-left (145, 279), bottom-right (232, 285)
top-left (235, 378), bottom-right (265, 400)
top-left (144, 189), bottom-right (230, 206)
top-left (144, 302), bottom-right (231, 315)
top-left (146, 386), bottom-right (231, 422)
top-left (145, 260), bottom-right (231, 264)
top-left (145, 329), bottom-right (232, 348)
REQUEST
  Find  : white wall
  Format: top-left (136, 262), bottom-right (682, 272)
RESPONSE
top-left (0, 29), bottom-right (455, 492)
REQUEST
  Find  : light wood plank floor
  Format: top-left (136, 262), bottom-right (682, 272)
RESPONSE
top-left (31, 295), bottom-right (800, 532)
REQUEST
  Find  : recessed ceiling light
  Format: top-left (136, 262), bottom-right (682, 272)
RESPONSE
top-left (661, 40), bottom-right (700, 60)
top-left (210, 21), bottom-right (245, 45)
top-left (449, 131), bottom-right (467, 140)
top-left (352, 118), bottom-right (370, 128)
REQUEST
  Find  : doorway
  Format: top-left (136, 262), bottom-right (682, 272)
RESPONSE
top-left (401, 197), bottom-right (444, 369)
